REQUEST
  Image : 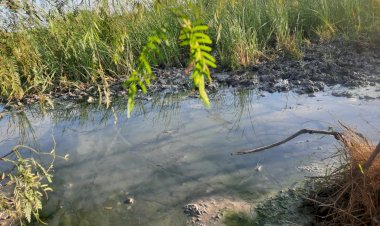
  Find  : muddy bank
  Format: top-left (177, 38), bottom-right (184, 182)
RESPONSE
top-left (181, 188), bottom-right (314, 226)
top-left (229, 39), bottom-right (380, 95)
top-left (2, 39), bottom-right (379, 108)
top-left (183, 196), bottom-right (253, 226)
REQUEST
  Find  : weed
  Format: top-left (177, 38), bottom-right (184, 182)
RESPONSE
top-left (0, 144), bottom-right (68, 225)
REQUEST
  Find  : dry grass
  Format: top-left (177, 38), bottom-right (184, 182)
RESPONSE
top-left (308, 126), bottom-right (380, 225)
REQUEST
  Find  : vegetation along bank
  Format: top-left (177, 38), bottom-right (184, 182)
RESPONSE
top-left (1, 0), bottom-right (379, 107)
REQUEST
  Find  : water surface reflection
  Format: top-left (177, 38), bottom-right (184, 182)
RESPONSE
top-left (0, 88), bottom-right (379, 225)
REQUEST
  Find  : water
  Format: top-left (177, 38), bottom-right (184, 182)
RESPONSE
top-left (0, 87), bottom-right (379, 225)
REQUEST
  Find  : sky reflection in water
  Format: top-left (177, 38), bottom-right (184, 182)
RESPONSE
top-left (0, 88), bottom-right (379, 226)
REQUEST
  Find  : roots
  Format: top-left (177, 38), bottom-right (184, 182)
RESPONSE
top-left (308, 126), bottom-right (380, 226)
top-left (233, 124), bottom-right (380, 225)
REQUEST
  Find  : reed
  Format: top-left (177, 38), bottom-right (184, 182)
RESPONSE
top-left (0, 0), bottom-right (378, 101)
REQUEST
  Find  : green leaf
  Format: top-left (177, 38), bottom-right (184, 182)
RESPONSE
top-left (141, 57), bottom-right (152, 75)
top-left (202, 52), bottom-right (216, 62)
top-left (179, 34), bottom-right (188, 40)
top-left (127, 97), bottom-right (135, 118)
top-left (180, 41), bottom-right (190, 46)
top-left (197, 38), bottom-right (212, 44)
top-left (149, 36), bottom-right (161, 44)
top-left (358, 164), bottom-right (365, 175)
top-left (129, 83), bottom-right (137, 95)
top-left (193, 25), bottom-right (209, 31)
top-left (194, 32), bottom-right (211, 41)
top-left (205, 59), bottom-right (217, 68)
top-left (138, 81), bottom-right (147, 94)
top-left (199, 45), bottom-right (212, 52)
top-left (198, 76), bottom-right (210, 107)
top-left (123, 30), bottom-right (167, 117)
top-left (147, 42), bottom-right (157, 51)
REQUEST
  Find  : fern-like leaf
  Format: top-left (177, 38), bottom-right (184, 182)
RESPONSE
top-left (123, 30), bottom-right (168, 118)
top-left (179, 18), bottom-right (216, 107)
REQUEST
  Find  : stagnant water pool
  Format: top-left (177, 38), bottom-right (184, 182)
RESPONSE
top-left (0, 86), bottom-right (379, 225)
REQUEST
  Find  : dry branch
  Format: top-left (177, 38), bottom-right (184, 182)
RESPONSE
top-left (233, 126), bottom-right (380, 225)
top-left (231, 129), bottom-right (343, 155)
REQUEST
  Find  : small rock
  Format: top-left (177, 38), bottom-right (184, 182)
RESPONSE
top-left (159, 78), bottom-right (166, 84)
top-left (304, 85), bottom-right (318, 93)
top-left (360, 95), bottom-right (376, 100)
top-left (87, 96), bottom-right (95, 104)
top-left (124, 197), bottom-right (134, 204)
top-left (331, 91), bottom-right (353, 98)
top-left (183, 204), bottom-right (202, 217)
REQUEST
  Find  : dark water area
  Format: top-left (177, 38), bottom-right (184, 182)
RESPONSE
top-left (0, 86), bottom-right (379, 225)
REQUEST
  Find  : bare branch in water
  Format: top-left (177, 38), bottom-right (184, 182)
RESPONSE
top-left (232, 127), bottom-right (380, 176)
top-left (231, 129), bottom-right (343, 155)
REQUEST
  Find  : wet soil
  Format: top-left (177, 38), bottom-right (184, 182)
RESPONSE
top-left (183, 196), bottom-right (253, 226)
top-left (182, 188), bottom-right (314, 226)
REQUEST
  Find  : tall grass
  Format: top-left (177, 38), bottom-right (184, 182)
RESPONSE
top-left (0, 0), bottom-right (379, 101)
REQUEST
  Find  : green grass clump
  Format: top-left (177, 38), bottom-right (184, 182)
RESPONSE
top-left (223, 211), bottom-right (256, 226)
top-left (0, 0), bottom-right (379, 101)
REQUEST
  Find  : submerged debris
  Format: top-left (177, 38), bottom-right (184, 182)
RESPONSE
top-left (124, 197), bottom-right (134, 205)
top-left (255, 163), bottom-right (263, 172)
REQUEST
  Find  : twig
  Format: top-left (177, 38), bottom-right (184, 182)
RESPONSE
top-left (302, 195), bottom-right (363, 223)
top-left (232, 129), bottom-right (343, 155)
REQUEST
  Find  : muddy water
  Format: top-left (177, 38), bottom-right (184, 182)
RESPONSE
top-left (0, 87), bottom-right (379, 226)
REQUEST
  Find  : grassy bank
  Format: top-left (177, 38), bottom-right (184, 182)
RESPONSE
top-left (1, 0), bottom-right (379, 102)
